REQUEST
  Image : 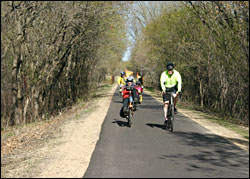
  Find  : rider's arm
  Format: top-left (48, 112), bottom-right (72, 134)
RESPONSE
top-left (118, 77), bottom-right (121, 85)
top-left (122, 79), bottom-right (126, 85)
top-left (176, 71), bottom-right (182, 93)
top-left (160, 72), bottom-right (166, 93)
top-left (118, 77), bottom-right (120, 85)
top-left (123, 77), bottom-right (127, 85)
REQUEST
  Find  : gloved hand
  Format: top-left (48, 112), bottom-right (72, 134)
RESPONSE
top-left (126, 86), bottom-right (132, 91)
top-left (178, 92), bottom-right (182, 99)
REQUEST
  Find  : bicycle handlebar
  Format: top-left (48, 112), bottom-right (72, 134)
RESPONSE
top-left (178, 92), bottom-right (182, 99)
top-left (163, 91), bottom-right (182, 99)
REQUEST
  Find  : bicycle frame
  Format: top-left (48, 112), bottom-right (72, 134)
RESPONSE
top-left (135, 86), bottom-right (143, 104)
top-left (129, 91), bottom-right (133, 108)
top-left (165, 91), bottom-right (175, 132)
top-left (126, 90), bottom-right (134, 127)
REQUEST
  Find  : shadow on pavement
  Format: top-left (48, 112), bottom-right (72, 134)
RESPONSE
top-left (146, 123), bottom-right (166, 130)
top-left (157, 131), bottom-right (249, 176)
top-left (112, 119), bottom-right (129, 127)
top-left (139, 104), bottom-right (162, 109)
top-left (113, 100), bottom-right (123, 103)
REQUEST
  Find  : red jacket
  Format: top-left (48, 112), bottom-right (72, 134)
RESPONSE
top-left (122, 86), bottom-right (134, 99)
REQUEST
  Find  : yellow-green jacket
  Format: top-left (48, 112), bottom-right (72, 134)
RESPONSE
top-left (160, 70), bottom-right (182, 92)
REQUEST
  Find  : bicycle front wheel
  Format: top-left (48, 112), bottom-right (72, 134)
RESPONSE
top-left (170, 118), bottom-right (173, 132)
top-left (128, 109), bottom-right (132, 127)
top-left (170, 104), bottom-right (174, 132)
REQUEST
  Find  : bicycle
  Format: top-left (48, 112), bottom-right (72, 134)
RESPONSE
top-left (164, 90), bottom-right (180, 132)
top-left (125, 89), bottom-right (136, 127)
top-left (134, 83), bottom-right (143, 104)
top-left (136, 89), bottom-right (143, 104)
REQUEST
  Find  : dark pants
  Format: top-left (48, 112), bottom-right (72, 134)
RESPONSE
top-left (163, 86), bottom-right (177, 103)
top-left (123, 98), bottom-right (129, 109)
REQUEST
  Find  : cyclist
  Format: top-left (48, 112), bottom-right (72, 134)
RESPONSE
top-left (160, 62), bottom-right (182, 125)
top-left (134, 81), bottom-right (143, 104)
top-left (118, 72), bottom-right (126, 96)
top-left (121, 76), bottom-right (138, 116)
top-left (138, 73), bottom-right (144, 86)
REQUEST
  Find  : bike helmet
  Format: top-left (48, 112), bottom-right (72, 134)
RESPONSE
top-left (126, 76), bottom-right (134, 82)
top-left (121, 71), bottom-right (125, 76)
top-left (136, 81), bottom-right (141, 85)
top-left (166, 62), bottom-right (174, 71)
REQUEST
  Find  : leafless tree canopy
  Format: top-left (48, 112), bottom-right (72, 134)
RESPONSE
top-left (1, 1), bottom-right (249, 127)
top-left (1, 1), bottom-right (128, 127)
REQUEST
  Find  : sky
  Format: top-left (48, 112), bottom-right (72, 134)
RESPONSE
top-left (122, 47), bottom-right (131, 61)
top-left (121, 1), bottom-right (178, 62)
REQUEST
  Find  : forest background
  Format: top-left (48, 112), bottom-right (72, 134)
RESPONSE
top-left (1, 1), bottom-right (249, 129)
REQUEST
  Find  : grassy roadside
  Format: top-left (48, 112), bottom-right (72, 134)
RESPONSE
top-left (144, 86), bottom-right (249, 141)
top-left (1, 83), bottom-right (115, 178)
top-left (1, 83), bottom-right (114, 156)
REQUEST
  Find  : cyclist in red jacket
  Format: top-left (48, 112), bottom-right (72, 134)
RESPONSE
top-left (121, 76), bottom-right (138, 116)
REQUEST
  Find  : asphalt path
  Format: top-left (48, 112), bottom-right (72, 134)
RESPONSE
top-left (84, 87), bottom-right (249, 178)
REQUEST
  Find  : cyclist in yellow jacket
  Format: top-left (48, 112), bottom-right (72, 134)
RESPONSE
top-left (160, 62), bottom-right (182, 125)
top-left (118, 72), bottom-right (126, 96)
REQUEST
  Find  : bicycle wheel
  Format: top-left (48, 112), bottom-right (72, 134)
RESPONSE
top-left (169, 119), bottom-right (173, 132)
top-left (170, 104), bottom-right (174, 132)
top-left (166, 119), bottom-right (170, 129)
top-left (128, 109), bottom-right (132, 127)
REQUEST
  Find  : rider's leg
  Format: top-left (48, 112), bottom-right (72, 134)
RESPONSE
top-left (123, 98), bottom-right (129, 114)
top-left (173, 93), bottom-right (178, 108)
top-left (138, 93), bottom-right (141, 104)
top-left (163, 92), bottom-right (170, 123)
top-left (132, 88), bottom-right (138, 103)
top-left (173, 93), bottom-right (178, 114)
top-left (164, 102), bottom-right (169, 120)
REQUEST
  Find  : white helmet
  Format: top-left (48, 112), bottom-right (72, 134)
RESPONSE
top-left (126, 76), bottom-right (134, 82)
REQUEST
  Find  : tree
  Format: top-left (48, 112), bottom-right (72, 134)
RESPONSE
top-left (1, 1), bottom-right (128, 127)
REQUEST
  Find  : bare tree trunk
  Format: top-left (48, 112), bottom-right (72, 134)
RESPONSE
top-left (11, 15), bottom-right (23, 124)
top-left (23, 97), bottom-right (29, 124)
top-left (199, 78), bottom-right (204, 108)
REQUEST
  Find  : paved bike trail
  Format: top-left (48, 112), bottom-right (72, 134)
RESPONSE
top-left (83, 87), bottom-right (249, 178)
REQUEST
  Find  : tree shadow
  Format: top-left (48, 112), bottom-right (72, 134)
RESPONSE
top-left (172, 131), bottom-right (248, 152)
top-left (140, 94), bottom-right (157, 101)
top-left (158, 131), bottom-right (249, 176)
top-left (113, 100), bottom-right (123, 103)
top-left (139, 104), bottom-right (162, 109)
top-left (226, 137), bottom-right (249, 146)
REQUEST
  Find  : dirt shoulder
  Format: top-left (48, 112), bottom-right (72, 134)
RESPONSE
top-left (1, 84), bottom-right (117, 178)
top-left (143, 88), bottom-right (249, 152)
